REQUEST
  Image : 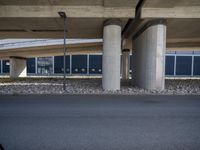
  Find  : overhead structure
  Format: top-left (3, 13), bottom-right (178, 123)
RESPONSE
top-left (123, 0), bottom-right (200, 49)
top-left (122, 0), bottom-right (200, 90)
top-left (0, 0), bottom-right (137, 39)
top-left (0, 42), bottom-right (103, 58)
top-left (0, 0), bottom-right (200, 90)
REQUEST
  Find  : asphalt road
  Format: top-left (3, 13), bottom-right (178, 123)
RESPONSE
top-left (0, 95), bottom-right (200, 150)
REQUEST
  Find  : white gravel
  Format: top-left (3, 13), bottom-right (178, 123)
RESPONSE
top-left (0, 78), bottom-right (200, 95)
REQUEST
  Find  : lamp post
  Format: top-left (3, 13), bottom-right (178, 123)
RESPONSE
top-left (58, 11), bottom-right (67, 91)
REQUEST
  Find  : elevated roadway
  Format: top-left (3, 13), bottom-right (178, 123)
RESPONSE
top-left (0, 0), bottom-right (200, 90)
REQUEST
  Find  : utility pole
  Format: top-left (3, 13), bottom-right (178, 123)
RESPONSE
top-left (58, 11), bottom-right (67, 91)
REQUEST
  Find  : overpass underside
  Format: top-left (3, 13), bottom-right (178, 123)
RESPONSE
top-left (0, 0), bottom-right (200, 91)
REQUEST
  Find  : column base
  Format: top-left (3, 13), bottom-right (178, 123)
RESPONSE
top-left (10, 56), bottom-right (27, 78)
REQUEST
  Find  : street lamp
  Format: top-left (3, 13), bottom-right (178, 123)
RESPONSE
top-left (58, 11), bottom-right (67, 91)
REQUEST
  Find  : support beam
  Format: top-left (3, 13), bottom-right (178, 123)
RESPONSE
top-left (102, 19), bottom-right (121, 91)
top-left (141, 7), bottom-right (200, 19)
top-left (0, 30), bottom-right (102, 40)
top-left (0, 43), bottom-right (103, 58)
top-left (0, 6), bottom-right (135, 18)
top-left (132, 20), bottom-right (166, 90)
top-left (10, 57), bottom-right (27, 78)
top-left (121, 49), bottom-right (130, 80)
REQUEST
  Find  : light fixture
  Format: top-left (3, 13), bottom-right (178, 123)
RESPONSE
top-left (58, 11), bottom-right (66, 18)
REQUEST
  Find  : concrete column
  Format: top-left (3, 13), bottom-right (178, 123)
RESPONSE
top-left (121, 49), bottom-right (130, 80)
top-left (10, 57), bottom-right (27, 78)
top-left (102, 19), bottom-right (122, 91)
top-left (132, 21), bottom-right (166, 90)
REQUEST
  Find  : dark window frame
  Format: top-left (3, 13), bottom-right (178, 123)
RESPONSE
top-left (176, 56), bottom-right (192, 76)
top-left (165, 55), bottom-right (175, 76)
top-left (193, 56), bottom-right (200, 76)
top-left (72, 55), bottom-right (88, 74)
top-left (89, 55), bottom-right (102, 74)
top-left (2, 60), bottom-right (10, 74)
top-left (27, 58), bottom-right (36, 74)
top-left (54, 55), bottom-right (70, 74)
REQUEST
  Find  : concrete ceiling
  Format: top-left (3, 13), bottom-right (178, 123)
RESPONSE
top-left (0, 0), bottom-right (138, 7)
top-left (0, 0), bottom-right (138, 39)
top-left (0, 18), bottom-right (129, 38)
top-left (143, 0), bottom-right (200, 8)
top-left (142, 0), bottom-right (200, 34)
top-left (167, 18), bottom-right (200, 39)
top-left (0, 0), bottom-right (200, 49)
top-left (123, 0), bottom-right (200, 49)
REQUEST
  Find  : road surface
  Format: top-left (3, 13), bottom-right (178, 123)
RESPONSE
top-left (0, 95), bottom-right (200, 150)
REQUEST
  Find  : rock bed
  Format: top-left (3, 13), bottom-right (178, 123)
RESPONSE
top-left (0, 78), bottom-right (200, 95)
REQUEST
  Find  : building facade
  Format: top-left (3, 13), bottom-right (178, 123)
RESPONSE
top-left (1, 51), bottom-right (200, 77)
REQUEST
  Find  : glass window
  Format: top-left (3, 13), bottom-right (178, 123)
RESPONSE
top-left (176, 56), bottom-right (192, 75)
top-left (194, 56), bottom-right (200, 76)
top-left (89, 55), bottom-right (102, 74)
top-left (54, 56), bottom-right (70, 74)
top-left (2, 60), bottom-right (10, 74)
top-left (72, 55), bottom-right (87, 74)
top-left (165, 56), bottom-right (175, 75)
top-left (37, 57), bottom-right (53, 75)
top-left (27, 58), bottom-right (35, 74)
top-left (130, 54), bottom-right (135, 74)
top-left (0, 60), bottom-right (1, 74)
top-left (130, 55), bottom-right (132, 71)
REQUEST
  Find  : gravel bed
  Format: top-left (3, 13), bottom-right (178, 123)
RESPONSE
top-left (0, 78), bottom-right (200, 95)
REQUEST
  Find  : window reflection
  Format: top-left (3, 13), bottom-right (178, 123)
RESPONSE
top-left (37, 57), bottom-right (53, 75)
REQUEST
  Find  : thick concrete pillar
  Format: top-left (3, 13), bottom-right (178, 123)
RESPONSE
top-left (102, 19), bottom-right (121, 91)
top-left (122, 49), bottom-right (130, 80)
top-left (132, 20), bottom-right (166, 90)
top-left (10, 57), bottom-right (27, 78)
